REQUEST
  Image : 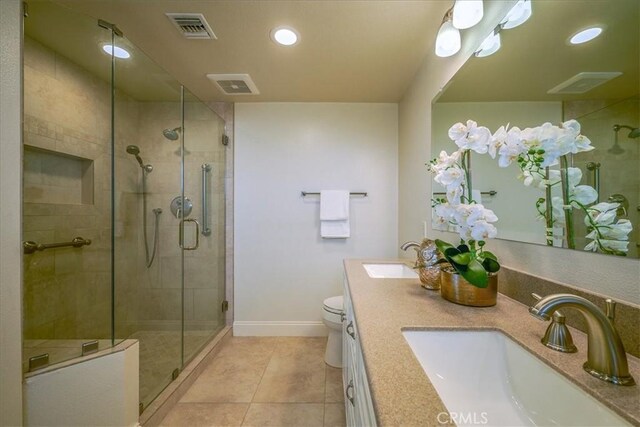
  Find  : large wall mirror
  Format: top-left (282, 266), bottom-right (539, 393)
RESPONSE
top-left (432, 0), bottom-right (639, 259)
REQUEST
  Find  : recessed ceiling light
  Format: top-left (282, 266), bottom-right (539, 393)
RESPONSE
top-left (569, 27), bottom-right (603, 45)
top-left (102, 44), bottom-right (130, 59)
top-left (270, 27), bottom-right (299, 46)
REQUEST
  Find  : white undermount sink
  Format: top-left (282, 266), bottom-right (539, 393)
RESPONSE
top-left (403, 330), bottom-right (630, 427)
top-left (363, 263), bottom-right (418, 279)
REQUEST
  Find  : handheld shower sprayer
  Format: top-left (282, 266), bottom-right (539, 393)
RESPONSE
top-left (126, 145), bottom-right (153, 173)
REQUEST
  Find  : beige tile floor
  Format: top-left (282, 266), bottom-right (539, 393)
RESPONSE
top-left (160, 337), bottom-right (346, 427)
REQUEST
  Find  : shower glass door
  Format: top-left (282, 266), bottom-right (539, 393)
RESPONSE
top-left (113, 38), bottom-right (227, 409)
top-left (182, 90), bottom-right (227, 365)
top-left (113, 33), bottom-right (184, 409)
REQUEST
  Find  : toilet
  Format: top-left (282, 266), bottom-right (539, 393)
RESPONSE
top-left (322, 295), bottom-right (344, 368)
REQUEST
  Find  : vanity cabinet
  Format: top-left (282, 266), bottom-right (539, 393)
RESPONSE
top-left (343, 277), bottom-right (377, 427)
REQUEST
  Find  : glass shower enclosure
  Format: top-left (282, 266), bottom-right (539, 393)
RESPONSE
top-left (22, 0), bottom-right (227, 410)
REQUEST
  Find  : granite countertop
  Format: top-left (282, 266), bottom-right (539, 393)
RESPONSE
top-left (344, 259), bottom-right (640, 426)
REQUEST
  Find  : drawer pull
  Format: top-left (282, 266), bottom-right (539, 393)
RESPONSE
top-left (346, 380), bottom-right (355, 406)
top-left (346, 321), bottom-right (355, 339)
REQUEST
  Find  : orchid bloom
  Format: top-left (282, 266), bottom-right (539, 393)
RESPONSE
top-left (448, 120), bottom-right (492, 155)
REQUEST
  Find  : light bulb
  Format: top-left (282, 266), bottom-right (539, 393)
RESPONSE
top-left (102, 44), bottom-right (130, 59)
top-left (435, 20), bottom-right (461, 57)
top-left (270, 27), bottom-right (299, 46)
top-left (569, 27), bottom-right (603, 45)
top-left (501, 0), bottom-right (532, 30)
top-left (452, 0), bottom-right (484, 30)
top-left (475, 31), bottom-right (501, 57)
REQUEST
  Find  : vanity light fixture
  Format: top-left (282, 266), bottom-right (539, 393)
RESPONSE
top-left (569, 27), bottom-right (603, 45)
top-left (501, 0), bottom-right (532, 30)
top-left (475, 29), bottom-right (501, 57)
top-left (452, 0), bottom-right (484, 30)
top-left (270, 26), bottom-right (299, 46)
top-left (102, 44), bottom-right (130, 59)
top-left (435, 8), bottom-right (461, 58)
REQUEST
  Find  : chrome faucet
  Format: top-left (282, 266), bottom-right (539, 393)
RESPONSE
top-left (400, 241), bottom-right (421, 252)
top-left (529, 293), bottom-right (635, 386)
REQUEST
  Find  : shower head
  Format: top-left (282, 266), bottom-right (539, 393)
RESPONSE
top-left (163, 127), bottom-right (181, 141)
top-left (613, 124), bottom-right (640, 139)
top-left (126, 145), bottom-right (153, 172)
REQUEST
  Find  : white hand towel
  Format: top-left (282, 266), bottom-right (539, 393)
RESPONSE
top-left (320, 190), bottom-right (350, 238)
top-left (321, 219), bottom-right (350, 239)
top-left (320, 190), bottom-right (350, 220)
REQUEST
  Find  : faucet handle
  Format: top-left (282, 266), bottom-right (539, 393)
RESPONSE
top-left (531, 292), bottom-right (542, 301)
top-left (605, 299), bottom-right (616, 322)
top-left (531, 293), bottom-right (567, 320)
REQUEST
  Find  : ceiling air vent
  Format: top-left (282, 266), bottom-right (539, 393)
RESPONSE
top-left (547, 72), bottom-right (622, 94)
top-left (206, 74), bottom-right (260, 95)
top-left (166, 13), bottom-right (216, 40)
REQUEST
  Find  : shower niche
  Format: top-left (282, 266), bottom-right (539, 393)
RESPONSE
top-left (23, 146), bottom-right (94, 206)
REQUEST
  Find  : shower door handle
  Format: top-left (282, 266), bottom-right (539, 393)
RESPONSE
top-left (201, 164), bottom-right (212, 236)
top-left (179, 218), bottom-right (200, 250)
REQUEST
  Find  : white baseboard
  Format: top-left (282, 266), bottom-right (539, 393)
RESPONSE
top-left (233, 321), bottom-right (328, 336)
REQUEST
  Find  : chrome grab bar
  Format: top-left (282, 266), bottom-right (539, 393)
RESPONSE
top-left (179, 218), bottom-right (200, 251)
top-left (23, 237), bottom-right (91, 255)
top-left (201, 164), bottom-right (212, 236)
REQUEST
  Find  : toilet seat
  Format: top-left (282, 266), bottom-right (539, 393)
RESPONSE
top-left (323, 295), bottom-right (343, 315)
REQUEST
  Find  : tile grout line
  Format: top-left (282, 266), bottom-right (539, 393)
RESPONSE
top-left (241, 341), bottom-right (277, 426)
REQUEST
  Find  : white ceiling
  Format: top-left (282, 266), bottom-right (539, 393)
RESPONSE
top-left (51, 0), bottom-right (448, 103)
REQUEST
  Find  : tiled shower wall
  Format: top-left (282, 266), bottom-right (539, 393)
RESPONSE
top-left (23, 36), bottom-right (228, 342)
top-left (564, 98), bottom-right (639, 257)
top-left (22, 36), bottom-right (138, 340)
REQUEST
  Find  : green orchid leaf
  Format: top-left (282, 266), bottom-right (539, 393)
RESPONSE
top-left (482, 251), bottom-right (498, 261)
top-left (460, 259), bottom-right (489, 288)
top-left (482, 257), bottom-right (501, 273)
top-left (449, 262), bottom-right (468, 274)
top-left (451, 252), bottom-right (472, 265)
top-left (435, 239), bottom-right (455, 253)
top-left (444, 247), bottom-right (461, 258)
top-left (457, 244), bottom-right (470, 253)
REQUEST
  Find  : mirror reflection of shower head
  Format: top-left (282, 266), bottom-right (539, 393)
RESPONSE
top-left (163, 127), bottom-right (182, 141)
top-left (126, 145), bottom-right (153, 173)
top-left (613, 124), bottom-right (640, 139)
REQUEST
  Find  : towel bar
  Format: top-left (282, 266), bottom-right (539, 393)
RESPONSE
top-left (301, 191), bottom-right (367, 197)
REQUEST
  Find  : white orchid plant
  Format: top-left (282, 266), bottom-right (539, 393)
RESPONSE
top-left (430, 119), bottom-right (633, 268)
top-left (428, 124), bottom-right (501, 288)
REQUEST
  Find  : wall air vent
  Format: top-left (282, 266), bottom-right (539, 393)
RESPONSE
top-left (206, 74), bottom-right (260, 95)
top-left (547, 72), bottom-right (622, 94)
top-left (166, 13), bottom-right (216, 39)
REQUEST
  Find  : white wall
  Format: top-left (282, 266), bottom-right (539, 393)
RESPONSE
top-left (24, 341), bottom-right (139, 427)
top-left (398, 0), bottom-right (640, 304)
top-left (432, 102), bottom-right (562, 244)
top-left (0, 1), bottom-right (24, 425)
top-left (235, 103), bottom-right (398, 335)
